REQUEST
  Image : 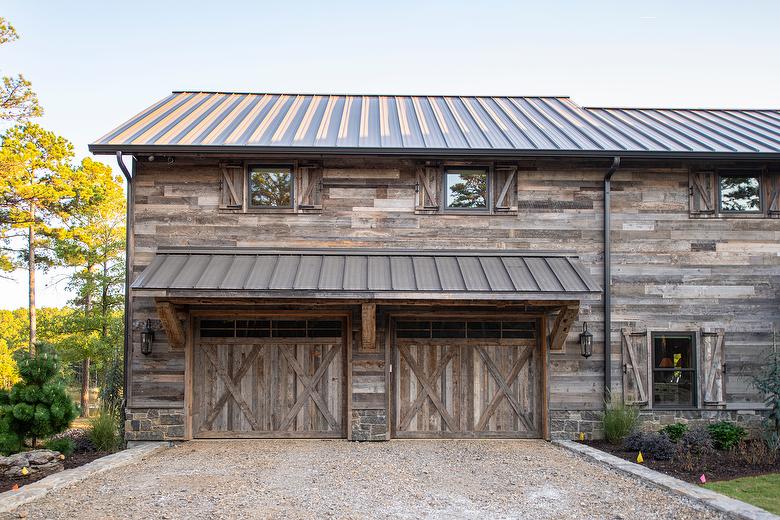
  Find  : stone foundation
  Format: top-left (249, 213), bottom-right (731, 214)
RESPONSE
top-left (550, 408), bottom-right (768, 441)
top-left (125, 408), bottom-right (185, 441)
top-left (351, 409), bottom-right (388, 441)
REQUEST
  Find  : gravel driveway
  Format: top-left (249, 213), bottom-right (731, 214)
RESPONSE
top-left (5, 440), bottom-right (727, 520)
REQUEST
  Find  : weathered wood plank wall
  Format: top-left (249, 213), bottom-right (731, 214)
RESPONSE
top-left (128, 157), bottom-right (780, 418)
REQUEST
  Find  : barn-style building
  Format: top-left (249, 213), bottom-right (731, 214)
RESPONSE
top-left (89, 92), bottom-right (780, 441)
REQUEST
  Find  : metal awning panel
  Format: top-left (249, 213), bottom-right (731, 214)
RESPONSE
top-left (132, 249), bottom-right (600, 300)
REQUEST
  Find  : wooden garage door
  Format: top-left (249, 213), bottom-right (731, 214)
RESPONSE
top-left (393, 320), bottom-right (540, 438)
top-left (192, 319), bottom-right (346, 438)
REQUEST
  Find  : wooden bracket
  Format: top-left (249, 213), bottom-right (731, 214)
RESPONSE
top-left (156, 301), bottom-right (186, 349)
top-left (548, 305), bottom-right (579, 352)
top-left (361, 303), bottom-right (377, 351)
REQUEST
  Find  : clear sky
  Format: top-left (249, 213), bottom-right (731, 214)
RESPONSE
top-left (1, 0), bottom-right (779, 309)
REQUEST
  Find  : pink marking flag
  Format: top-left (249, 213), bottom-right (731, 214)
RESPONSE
top-left (700, 474), bottom-right (707, 484)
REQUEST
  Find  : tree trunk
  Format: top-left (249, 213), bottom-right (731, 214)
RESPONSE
top-left (28, 223), bottom-right (36, 354)
top-left (80, 357), bottom-right (90, 418)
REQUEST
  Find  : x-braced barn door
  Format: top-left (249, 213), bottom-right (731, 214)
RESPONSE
top-left (393, 320), bottom-right (540, 438)
top-left (192, 318), bottom-right (346, 438)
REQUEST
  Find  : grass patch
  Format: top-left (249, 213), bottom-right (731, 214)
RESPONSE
top-left (705, 473), bottom-right (780, 515)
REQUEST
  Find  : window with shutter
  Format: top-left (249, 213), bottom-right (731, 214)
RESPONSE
top-left (219, 164), bottom-right (244, 209)
top-left (494, 165), bottom-right (518, 212)
top-left (621, 328), bottom-right (649, 405)
top-left (689, 170), bottom-right (716, 217)
top-left (415, 165), bottom-right (441, 212)
top-left (701, 328), bottom-right (726, 406)
top-left (298, 163), bottom-right (323, 210)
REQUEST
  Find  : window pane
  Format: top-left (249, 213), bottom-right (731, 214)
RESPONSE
top-left (446, 169), bottom-right (487, 209)
top-left (249, 167), bottom-right (292, 207)
top-left (653, 370), bottom-right (695, 407)
top-left (653, 335), bottom-right (693, 369)
top-left (720, 175), bottom-right (760, 212)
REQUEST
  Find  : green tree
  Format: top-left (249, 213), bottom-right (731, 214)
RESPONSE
top-left (0, 17), bottom-right (42, 121)
top-left (54, 158), bottom-right (125, 416)
top-left (0, 345), bottom-right (77, 453)
top-left (0, 124), bottom-right (76, 352)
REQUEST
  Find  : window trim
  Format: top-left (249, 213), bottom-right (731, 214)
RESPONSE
top-left (650, 331), bottom-right (698, 409)
top-left (441, 165), bottom-right (492, 213)
top-left (246, 163), bottom-right (295, 210)
top-left (717, 168), bottom-right (763, 215)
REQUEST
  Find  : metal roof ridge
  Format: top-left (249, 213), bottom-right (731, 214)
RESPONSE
top-left (586, 106), bottom-right (780, 112)
top-left (154, 247), bottom-right (583, 257)
top-left (170, 90), bottom-right (575, 99)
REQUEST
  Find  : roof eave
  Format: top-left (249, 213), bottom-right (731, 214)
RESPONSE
top-left (88, 143), bottom-right (780, 161)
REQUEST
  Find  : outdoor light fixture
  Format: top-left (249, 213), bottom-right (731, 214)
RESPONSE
top-left (140, 319), bottom-right (155, 356)
top-left (580, 322), bottom-right (593, 359)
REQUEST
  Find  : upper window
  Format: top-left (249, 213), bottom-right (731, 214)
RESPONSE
top-left (444, 168), bottom-right (489, 210)
top-left (651, 332), bottom-right (697, 408)
top-left (719, 172), bottom-right (761, 213)
top-left (248, 165), bottom-right (293, 208)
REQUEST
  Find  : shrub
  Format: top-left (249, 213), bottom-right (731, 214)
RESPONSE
top-left (0, 345), bottom-right (78, 455)
top-left (89, 409), bottom-right (120, 452)
top-left (735, 440), bottom-right (778, 466)
top-left (661, 422), bottom-right (688, 442)
top-left (678, 426), bottom-right (713, 455)
top-left (622, 431), bottom-right (676, 460)
top-left (602, 399), bottom-right (639, 445)
top-left (623, 430), bottom-right (645, 451)
top-left (707, 421), bottom-right (747, 451)
top-left (44, 437), bottom-right (75, 456)
top-left (752, 349), bottom-right (780, 452)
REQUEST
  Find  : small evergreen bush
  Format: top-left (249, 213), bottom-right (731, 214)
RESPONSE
top-left (660, 422), bottom-right (688, 442)
top-left (44, 437), bottom-right (75, 456)
top-left (602, 399), bottom-right (639, 445)
top-left (678, 426), bottom-right (713, 455)
top-left (89, 409), bottom-right (120, 452)
top-left (0, 345), bottom-right (78, 455)
top-left (707, 421), bottom-right (747, 451)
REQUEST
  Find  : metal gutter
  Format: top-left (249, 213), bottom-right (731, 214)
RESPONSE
top-left (87, 144), bottom-right (780, 161)
top-left (603, 156), bottom-right (621, 402)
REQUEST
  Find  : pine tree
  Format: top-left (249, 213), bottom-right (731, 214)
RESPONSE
top-left (0, 344), bottom-right (77, 454)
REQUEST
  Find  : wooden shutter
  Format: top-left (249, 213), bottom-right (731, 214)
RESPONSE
top-left (766, 172), bottom-right (780, 218)
top-left (621, 328), bottom-right (649, 405)
top-left (689, 170), bottom-right (716, 217)
top-left (701, 328), bottom-right (726, 406)
top-left (494, 165), bottom-right (518, 211)
top-left (415, 165), bottom-right (440, 211)
top-left (298, 163), bottom-right (323, 210)
top-left (219, 164), bottom-right (244, 209)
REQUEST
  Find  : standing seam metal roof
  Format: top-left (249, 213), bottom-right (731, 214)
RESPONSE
top-left (90, 92), bottom-right (780, 156)
top-left (131, 249), bottom-right (600, 297)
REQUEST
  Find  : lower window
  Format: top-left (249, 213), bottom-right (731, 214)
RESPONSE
top-left (652, 332), bottom-right (697, 407)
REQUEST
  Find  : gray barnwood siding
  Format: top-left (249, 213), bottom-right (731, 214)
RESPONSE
top-left (128, 157), bottom-right (780, 421)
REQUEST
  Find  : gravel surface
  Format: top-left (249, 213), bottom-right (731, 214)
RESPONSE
top-left (5, 440), bottom-right (728, 520)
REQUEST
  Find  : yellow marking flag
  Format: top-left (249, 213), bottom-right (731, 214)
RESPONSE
top-left (636, 452), bottom-right (644, 464)
top-left (578, 432), bottom-right (585, 441)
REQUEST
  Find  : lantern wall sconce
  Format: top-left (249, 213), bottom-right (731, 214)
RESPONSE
top-left (140, 319), bottom-right (155, 356)
top-left (580, 322), bottom-right (593, 359)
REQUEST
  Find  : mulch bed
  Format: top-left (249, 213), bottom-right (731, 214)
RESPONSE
top-left (0, 428), bottom-right (112, 493)
top-left (581, 439), bottom-right (780, 484)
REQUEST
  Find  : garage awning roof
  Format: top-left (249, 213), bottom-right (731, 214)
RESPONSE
top-left (132, 248), bottom-right (600, 301)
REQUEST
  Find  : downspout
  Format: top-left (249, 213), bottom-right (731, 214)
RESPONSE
top-left (116, 151), bottom-right (133, 431)
top-left (603, 156), bottom-right (621, 402)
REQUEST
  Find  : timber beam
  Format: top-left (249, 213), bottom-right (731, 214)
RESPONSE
top-left (156, 301), bottom-right (186, 348)
top-left (361, 302), bottom-right (377, 351)
top-left (548, 304), bottom-right (580, 352)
